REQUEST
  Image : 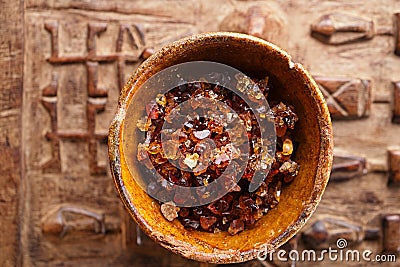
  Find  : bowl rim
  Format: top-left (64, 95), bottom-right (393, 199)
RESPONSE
top-left (108, 32), bottom-right (333, 263)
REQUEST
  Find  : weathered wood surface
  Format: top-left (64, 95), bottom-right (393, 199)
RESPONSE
top-left (393, 81), bottom-right (400, 123)
top-left (0, 0), bottom-right (23, 266)
top-left (314, 76), bottom-right (371, 120)
top-left (0, 0), bottom-right (399, 266)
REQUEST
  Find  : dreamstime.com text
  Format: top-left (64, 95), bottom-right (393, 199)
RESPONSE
top-left (257, 238), bottom-right (397, 263)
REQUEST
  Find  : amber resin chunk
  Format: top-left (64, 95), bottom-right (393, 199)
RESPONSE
top-left (136, 77), bottom-right (300, 235)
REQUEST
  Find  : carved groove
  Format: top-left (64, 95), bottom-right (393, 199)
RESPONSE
top-left (41, 205), bottom-right (106, 237)
top-left (393, 81), bottom-right (400, 124)
top-left (42, 21), bottom-right (146, 175)
top-left (331, 154), bottom-right (367, 182)
top-left (314, 76), bottom-right (371, 120)
top-left (395, 13), bottom-right (400, 56)
top-left (388, 148), bottom-right (400, 186)
top-left (382, 214), bottom-right (400, 254)
top-left (311, 13), bottom-right (374, 45)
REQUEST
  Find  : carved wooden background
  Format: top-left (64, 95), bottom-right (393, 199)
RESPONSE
top-left (1, 0), bottom-right (399, 266)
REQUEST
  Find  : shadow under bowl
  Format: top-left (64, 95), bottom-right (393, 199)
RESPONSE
top-left (108, 32), bottom-right (333, 264)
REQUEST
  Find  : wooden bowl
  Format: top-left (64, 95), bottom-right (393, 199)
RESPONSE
top-left (108, 32), bottom-right (333, 264)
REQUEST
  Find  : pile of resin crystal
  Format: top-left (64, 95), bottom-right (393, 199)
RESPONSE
top-left (136, 77), bottom-right (300, 235)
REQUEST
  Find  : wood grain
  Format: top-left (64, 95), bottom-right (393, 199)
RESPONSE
top-left (395, 13), bottom-right (400, 56)
top-left (314, 76), bottom-right (371, 120)
top-left (0, 0), bottom-right (397, 266)
top-left (393, 81), bottom-right (400, 123)
top-left (0, 0), bottom-right (23, 266)
top-left (388, 148), bottom-right (400, 186)
top-left (383, 214), bottom-right (400, 254)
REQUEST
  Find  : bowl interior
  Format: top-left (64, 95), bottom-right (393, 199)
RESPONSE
top-left (111, 33), bottom-right (332, 263)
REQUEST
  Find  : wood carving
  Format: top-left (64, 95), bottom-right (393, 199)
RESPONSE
top-left (393, 81), bottom-right (400, 123)
top-left (302, 218), bottom-right (380, 249)
top-left (10, 0), bottom-right (400, 266)
top-left (116, 24), bottom-right (145, 89)
top-left (219, 4), bottom-right (288, 48)
top-left (314, 76), bottom-right (371, 120)
top-left (395, 13), bottom-right (400, 56)
top-left (331, 154), bottom-right (367, 182)
top-left (388, 148), bottom-right (400, 186)
top-left (382, 214), bottom-right (400, 254)
top-left (311, 13), bottom-right (393, 45)
top-left (41, 204), bottom-right (106, 237)
top-left (42, 21), bottom-right (146, 175)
